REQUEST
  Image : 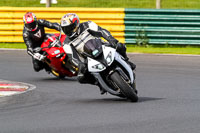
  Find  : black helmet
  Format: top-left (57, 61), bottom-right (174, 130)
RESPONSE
top-left (23, 12), bottom-right (38, 31)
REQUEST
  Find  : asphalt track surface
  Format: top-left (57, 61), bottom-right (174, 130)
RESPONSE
top-left (1, 50), bottom-right (200, 133)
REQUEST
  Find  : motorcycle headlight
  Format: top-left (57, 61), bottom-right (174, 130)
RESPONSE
top-left (92, 63), bottom-right (105, 70)
top-left (106, 52), bottom-right (113, 65)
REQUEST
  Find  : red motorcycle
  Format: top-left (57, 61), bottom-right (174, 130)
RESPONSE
top-left (34, 34), bottom-right (78, 78)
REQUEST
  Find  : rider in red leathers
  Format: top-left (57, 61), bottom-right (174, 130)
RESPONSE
top-left (23, 12), bottom-right (61, 72)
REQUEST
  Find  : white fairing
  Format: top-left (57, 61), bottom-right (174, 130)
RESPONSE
top-left (87, 45), bottom-right (134, 83)
top-left (115, 52), bottom-right (134, 83)
top-left (102, 45), bottom-right (116, 66)
top-left (87, 45), bottom-right (115, 72)
top-left (88, 57), bottom-right (106, 72)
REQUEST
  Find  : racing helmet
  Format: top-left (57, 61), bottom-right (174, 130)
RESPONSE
top-left (23, 12), bottom-right (38, 31)
top-left (60, 13), bottom-right (80, 38)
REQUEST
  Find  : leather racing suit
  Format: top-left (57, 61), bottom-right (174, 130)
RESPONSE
top-left (23, 19), bottom-right (60, 72)
top-left (63, 21), bottom-right (134, 85)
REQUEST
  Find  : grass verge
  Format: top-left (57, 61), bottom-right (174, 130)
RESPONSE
top-left (127, 45), bottom-right (200, 55)
top-left (0, 43), bottom-right (26, 49)
top-left (1, 0), bottom-right (200, 9)
top-left (1, 43), bottom-right (200, 55)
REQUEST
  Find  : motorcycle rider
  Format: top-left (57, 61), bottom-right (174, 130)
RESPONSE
top-left (23, 12), bottom-right (61, 72)
top-left (60, 13), bottom-right (136, 93)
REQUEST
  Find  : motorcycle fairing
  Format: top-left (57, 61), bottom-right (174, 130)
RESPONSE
top-left (92, 72), bottom-right (121, 95)
top-left (114, 52), bottom-right (134, 84)
top-left (46, 47), bottom-right (64, 58)
top-left (102, 45), bottom-right (116, 66)
top-left (87, 45), bottom-right (134, 84)
top-left (87, 45), bottom-right (135, 95)
top-left (87, 57), bottom-right (106, 72)
top-left (87, 45), bottom-right (115, 72)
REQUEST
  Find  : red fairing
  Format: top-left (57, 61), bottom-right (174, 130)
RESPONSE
top-left (40, 34), bottom-right (77, 77)
top-left (54, 33), bottom-right (66, 45)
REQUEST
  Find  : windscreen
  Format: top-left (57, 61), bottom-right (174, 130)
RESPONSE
top-left (83, 39), bottom-right (103, 58)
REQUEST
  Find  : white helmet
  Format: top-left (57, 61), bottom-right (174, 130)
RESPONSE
top-left (61, 13), bottom-right (80, 38)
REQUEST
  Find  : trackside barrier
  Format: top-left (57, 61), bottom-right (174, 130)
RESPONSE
top-left (0, 7), bottom-right (125, 43)
top-left (2, 7), bottom-right (200, 45)
top-left (125, 8), bottom-right (200, 45)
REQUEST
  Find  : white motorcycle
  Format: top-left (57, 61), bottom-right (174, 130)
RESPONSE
top-left (82, 39), bottom-right (138, 102)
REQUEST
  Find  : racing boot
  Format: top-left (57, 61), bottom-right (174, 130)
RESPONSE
top-left (77, 62), bottom-right (96, 84)
top-left (78, 74), bottom-right (106, 95)
top-left (78, 63), bottom-right (107, 95)
top-left (43, 63), bottom-right (51, 74)
top-left (32, 58), bottom-right (44, 72)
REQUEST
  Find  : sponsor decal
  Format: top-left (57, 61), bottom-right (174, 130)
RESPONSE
top-left (34, 30), bottom-right (41, 38)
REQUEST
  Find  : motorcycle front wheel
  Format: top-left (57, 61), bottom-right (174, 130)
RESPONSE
top-left (110, 72), bottom-right (138, 102)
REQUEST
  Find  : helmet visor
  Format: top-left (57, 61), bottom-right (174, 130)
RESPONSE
top-left (25, 21), bottom-right (37, 31)
top-left (61, 22), bottom-right (77, 36)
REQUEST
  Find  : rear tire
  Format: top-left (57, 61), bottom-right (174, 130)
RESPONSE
top-left (110, 72), bottom-right (138, 102)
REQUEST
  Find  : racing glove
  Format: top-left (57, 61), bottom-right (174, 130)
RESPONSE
top-left (33, 53), bottom-right (45, 61)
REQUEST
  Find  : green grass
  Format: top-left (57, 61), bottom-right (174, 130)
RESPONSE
top-left (127, 45), bottom-right (200, 55)
top-left (0, 0), bottom-right (154, 8)
top-left (1, 0), bottom-right (200, 9)
top-left (0, 43), bottom-right (26, 49)
top-left (1, 43), bottom-right (200, 55)
top-left (161, 0), bottom-right (200, 9)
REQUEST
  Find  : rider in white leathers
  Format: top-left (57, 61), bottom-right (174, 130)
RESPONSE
top-left (60, 13), bottom-right (136, 93)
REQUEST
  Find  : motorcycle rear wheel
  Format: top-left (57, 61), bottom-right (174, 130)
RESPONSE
top-left (110, 72), bottom-right (138, 102)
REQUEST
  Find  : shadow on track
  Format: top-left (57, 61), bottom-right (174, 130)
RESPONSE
top-left (138, 97), bottom-right (164, 102)
top-left (42, 76), bottom-right (77, 81)
top-left (71, 97), bottom-right (164, 104)
top-left (31, 76), bottom-right (78, 82)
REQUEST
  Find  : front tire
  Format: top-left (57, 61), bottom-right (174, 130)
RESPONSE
top-left (110, 72), bottom-right (138, 102)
